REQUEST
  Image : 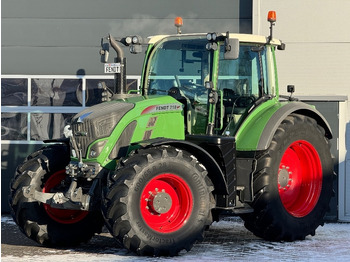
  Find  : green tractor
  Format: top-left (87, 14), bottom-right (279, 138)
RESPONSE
top-left (9, 12), bottom-right (334, 256)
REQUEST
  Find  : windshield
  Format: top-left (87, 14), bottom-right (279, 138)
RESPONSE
top-left (145, 36), bottom-right (212, 134)
top-left (145, 36), bottom-right (212, 96)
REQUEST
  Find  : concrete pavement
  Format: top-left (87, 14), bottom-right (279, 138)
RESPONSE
top-left (2, 215), bottom-right (350, 261)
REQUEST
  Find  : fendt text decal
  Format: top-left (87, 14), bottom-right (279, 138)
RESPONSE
top-left (141, 103), bottom-right (182, 115)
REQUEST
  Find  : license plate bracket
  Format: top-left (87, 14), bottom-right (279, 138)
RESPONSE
top-left (104, 63), bottom-right (121, 74)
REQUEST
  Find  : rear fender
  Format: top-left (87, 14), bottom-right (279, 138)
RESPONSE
top-left (236, 101), bottom-right (332, 151)
top-left (257, 102), bottom-right (332, 150)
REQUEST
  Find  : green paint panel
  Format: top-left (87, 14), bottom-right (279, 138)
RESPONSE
top-left (83, 95), bottom-right (185, 169)
top-left (235, 98), bottom-right (285, 151)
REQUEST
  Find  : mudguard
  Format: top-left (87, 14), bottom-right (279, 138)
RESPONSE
top-left (236, 100), bottom-right (332, 151)
top-left (140, 138), bottom-right (229, 195)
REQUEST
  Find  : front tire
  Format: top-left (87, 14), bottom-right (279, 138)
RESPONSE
top-left (8, 144), bottom-right (105, 246)
top-left (241, 114), bottom-right (334, 241)
top-left (102, 146), bottom-right (215, 256)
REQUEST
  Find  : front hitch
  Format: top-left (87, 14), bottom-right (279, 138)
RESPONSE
top-left (22, 166), bottom-right (102, 211)
top-left (22, 184), bottom-right (91, 211)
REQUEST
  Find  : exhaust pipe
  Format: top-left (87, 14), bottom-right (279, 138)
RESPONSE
top-left (108, 34), bottom-right (127, 96)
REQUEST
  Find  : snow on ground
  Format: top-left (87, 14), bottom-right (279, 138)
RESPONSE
top-left (2, 215), bottom-right (350, 262)
top-left (1, 216), bottom-right (15, 225)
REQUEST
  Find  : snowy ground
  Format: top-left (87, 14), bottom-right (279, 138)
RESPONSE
top-left (2, 215), bottom-right (350, 262)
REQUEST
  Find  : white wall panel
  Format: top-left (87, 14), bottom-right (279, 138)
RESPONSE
top-left (253, 0), bottom-right (350, 43)
top-left (253, 0), bottom-right (350, 222)
top-left (276, 43), bottom-right (350, 96)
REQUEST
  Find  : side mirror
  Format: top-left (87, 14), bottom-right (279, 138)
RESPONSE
top-left (287, 85), bottom-right (295, 93)
top-left (224, 38), bottom-right (239, 60)
top-left (99, 41), bottom-right (110, 63)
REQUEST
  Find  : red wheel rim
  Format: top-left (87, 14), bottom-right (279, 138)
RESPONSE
top-left (43, 170), bottom-right (88, 224)
top-left (278, 140), bottom-right (322, 217)
top-left (140, 174), bottom-right (193, 233)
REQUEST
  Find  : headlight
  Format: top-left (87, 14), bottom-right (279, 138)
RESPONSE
top-left (125, 36), bottom-right (132, 45)
top-left (89, 140), bottom-right (107, 159)
top-left (90, 150), bottom-right (97, 157)
top-left (206, 32), bottom-right (217, 41)
top-left (206, 33), bottom-right (212, 41)
top-left (71, 149), bottom-right (77, 158)
top-left (63, 125), bottom-right (72, 138)
top-left (132, 36), bottom-right (140, 44)
top-left (206, 42), bottom-right (218, 51)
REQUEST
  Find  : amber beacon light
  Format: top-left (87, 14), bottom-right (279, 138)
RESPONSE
top-left (267, 11), bottom-right (276, 22)
top-left (267, 11), bottom-right (276, 42)
top-left (174, 17), bottom-right (183, 34)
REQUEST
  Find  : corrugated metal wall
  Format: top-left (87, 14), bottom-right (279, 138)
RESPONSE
top-left (1, 0), bottom-right (252, 75)
top-left (1, 0), bottom-right (252, 213)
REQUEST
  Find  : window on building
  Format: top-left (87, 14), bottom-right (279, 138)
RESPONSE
top-left (1, 78), bottom-right (28, 106)
top-left (1, 76), bottom-right (140, 142)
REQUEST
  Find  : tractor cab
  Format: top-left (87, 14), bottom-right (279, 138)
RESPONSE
top-left (141, 33), bottom-right (279, 136)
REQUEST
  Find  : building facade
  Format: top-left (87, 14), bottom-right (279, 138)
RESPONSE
top-left (1, 0), bottom-right (252, 212)
top-left (1, 0), bottom-right (349, 221)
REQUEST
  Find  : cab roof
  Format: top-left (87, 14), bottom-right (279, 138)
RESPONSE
top-left (147, 33), bottom-right (282, 46)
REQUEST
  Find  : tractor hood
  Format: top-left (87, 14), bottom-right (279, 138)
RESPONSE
top-left (69, 95), bottom-right (185, 165)
top-left (70, 101), bottom-right (135, 158)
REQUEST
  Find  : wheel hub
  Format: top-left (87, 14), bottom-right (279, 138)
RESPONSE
top-left (278, 166), bottom-right (292, 190)
top-left (146, 189), bottom-right (172, 214)
top-left (151, 192), bottom-right (172, 214)
top-left (140, 173), bottom-right (193, 233)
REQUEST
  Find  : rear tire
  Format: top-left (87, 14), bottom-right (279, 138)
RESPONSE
top-left (241, 114), bottom-right (334, 241)
top-left (102, 145), bottom-right (215, 256)
top-left (8, 144), bottom-right (105, 246)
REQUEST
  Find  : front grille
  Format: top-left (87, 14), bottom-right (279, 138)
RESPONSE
top-left (70, 101), bottom-right (134, 158)
top-left (71, 121), bottom-right (95, 158)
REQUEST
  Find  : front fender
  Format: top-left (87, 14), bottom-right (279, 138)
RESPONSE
top-left (141, 138), bottom-right (229, 195)
top-left (236, 100), bottom-right (332, 151)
